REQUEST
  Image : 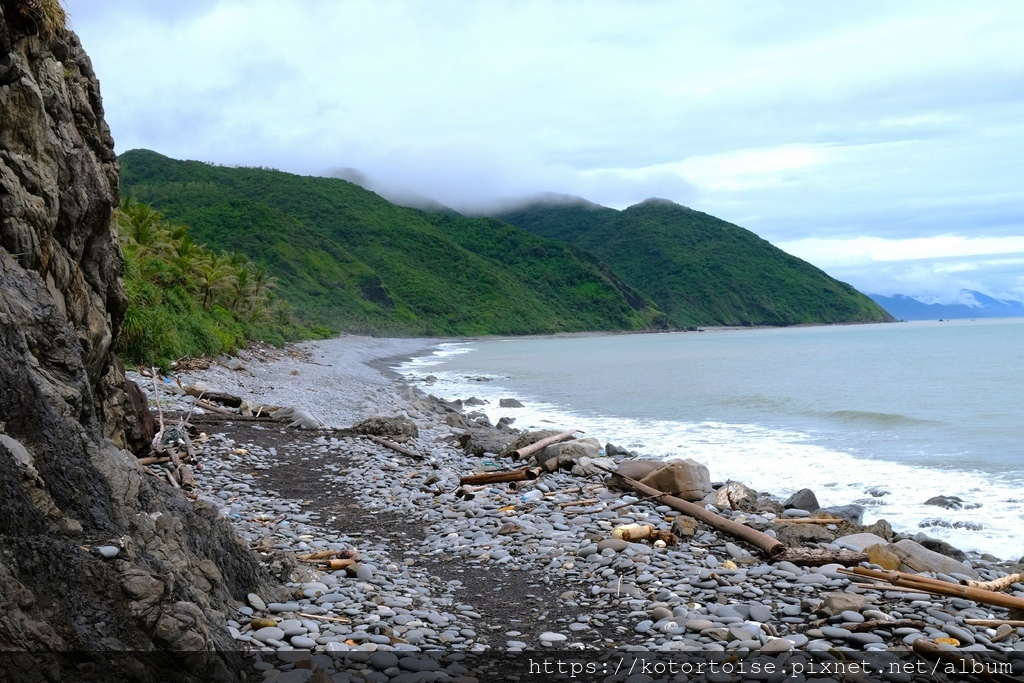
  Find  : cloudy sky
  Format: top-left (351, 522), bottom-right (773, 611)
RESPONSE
top-left (67, 1), bottom-right (1024, 303)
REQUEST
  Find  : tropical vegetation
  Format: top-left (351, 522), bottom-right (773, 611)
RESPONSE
top-left (115, 197), bottom-right (312, 368)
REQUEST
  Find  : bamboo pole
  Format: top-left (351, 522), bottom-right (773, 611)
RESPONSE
top-left (459, 467), bottom-right (542, 486)
top-left (965, 619), bottom-right (1024, 628)
top-left (364, 434), bottom-right (425, 460)
top-left (840, 567), bottom-right (1024, 612)
top-left (601, 466), bottom-right (785, 559)
top-left (512, 430), bottom-right (580, 460)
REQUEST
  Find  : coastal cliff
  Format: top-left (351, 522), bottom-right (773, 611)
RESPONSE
top-left (0, 4), bottom-right (275, 678)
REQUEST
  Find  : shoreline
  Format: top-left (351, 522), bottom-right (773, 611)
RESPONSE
top-left (132, 334), bottom-right (1024, 676)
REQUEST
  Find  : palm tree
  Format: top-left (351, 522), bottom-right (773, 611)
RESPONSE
top-left (247, 264), bottom-right (278, 321)
top-left (116, 198), bottom-right (170, 256)
top-left (197, 253), bottom-right (236, 310)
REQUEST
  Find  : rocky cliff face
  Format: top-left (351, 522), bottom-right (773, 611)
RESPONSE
top-left (0, 4), bottom-right (274, 679)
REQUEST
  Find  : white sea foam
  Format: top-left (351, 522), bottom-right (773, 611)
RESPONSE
top-left (399, 341), bottom-right (1024, 561)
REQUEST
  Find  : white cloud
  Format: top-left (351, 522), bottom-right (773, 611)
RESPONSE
top-left (65, 0), bottom-right (1024, 301)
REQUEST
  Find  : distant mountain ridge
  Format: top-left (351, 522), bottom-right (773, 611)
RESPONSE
top-left (490, 196), bottom-right (893, 327)
top-left (120, 150), bottom-right (892, 335)
top-left (870, 292), bottom-right (1024, 320)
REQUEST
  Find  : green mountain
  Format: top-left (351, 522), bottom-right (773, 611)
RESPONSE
top-left (118, 150), bottom-right (663, 336)
top-left (491, 196), bottom-right (894, 327)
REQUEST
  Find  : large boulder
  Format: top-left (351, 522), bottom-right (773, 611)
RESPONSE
top-left (893, 539), bottom-right (979, 579)
top-left (353, 415), bottom-right (419, 440)
top-left (638, 459), bottom-right (712, 501)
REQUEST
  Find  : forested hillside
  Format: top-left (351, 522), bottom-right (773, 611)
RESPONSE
top-left (493, 197), bottom-right (893, 327)
top-left (119, 150), bottom-right (664, 336)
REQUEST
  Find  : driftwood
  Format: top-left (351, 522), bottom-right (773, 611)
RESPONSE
top-left (962, 573), bottom-right (1024, 591)
top-left (779, 547), bottom-right (867, 566)
top-left (601, 466), bottom-right (785, 559)
top-left (841, 567), bottom-right (1024, 612)
top-left (364, 434), bottom-right (425, 460)
top-left (195, 398), bottom-right (234, 415)
top-left (177, 465), bottom-right (195, 491)
top-left (138, 456), bottom-right (171, 466)
top-left (183, 385), bottom-right (243, 407)
top-left (512, 430), bottom-right (580, 460)
top-left (459, 467), bottom-right (542, 486)
top-left (298, 613), bottom-right (350, 624)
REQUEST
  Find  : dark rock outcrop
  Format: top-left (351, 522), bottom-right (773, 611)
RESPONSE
top-left (0, 5), bottom-right (275, 679)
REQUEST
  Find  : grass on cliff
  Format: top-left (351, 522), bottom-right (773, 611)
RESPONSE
top-left (116, 198), bottom-right (322, 370)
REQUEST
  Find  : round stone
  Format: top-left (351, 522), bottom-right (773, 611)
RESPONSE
top-left (539, 632), bottom-right (567, 643)
top-left (97, 546), bottom-right (119, 559)
top-left (253, 626), bottom-right (285, 643)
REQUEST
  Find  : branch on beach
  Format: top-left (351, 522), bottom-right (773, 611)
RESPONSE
top-left (597, 464), bottom-right (785, 560)
top-left (511, 429), bottom-right (581, 460)
top-left (363, 434), bottom-right (425, 461)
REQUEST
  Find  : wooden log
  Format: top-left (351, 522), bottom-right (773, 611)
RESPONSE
top-left (183, 385), bottom-right (243, 407)
top-left (177, 465), bottom-right (195, 491)
top-left (512, 430), bottom-right (580, 460)
top-left (962, 573), bottom-right (1024, 591)
top-left (613, 524), bottom-right (654, 541)
top-left (165, 469), bottom-right (180, 489)
top-left (323, 558), bottom-right (357, 571)
top-left (780, 547), bottom-right (867, 567)
top-left (138, 456), bottom-right (171, 466)
top-left (601, 466), bottom-right (785, 559)
top-left (458, 467), bottom-right (542, 486)
top-left (364, 434), bottom-right (425, 460)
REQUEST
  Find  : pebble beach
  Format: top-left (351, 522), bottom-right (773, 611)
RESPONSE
top-left (132, 335), bottom-right (1024, 682)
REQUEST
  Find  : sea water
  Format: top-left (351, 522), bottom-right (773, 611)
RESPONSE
top-left (396, 318), bottom-right (1024, 560)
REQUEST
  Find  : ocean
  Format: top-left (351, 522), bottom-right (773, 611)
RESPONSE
top-left (395, 318), bottom-right (1024, 560)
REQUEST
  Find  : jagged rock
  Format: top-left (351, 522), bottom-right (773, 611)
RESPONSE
top-left (671, 515), bottom-right (698, 537)
top-left (605, 442), bottom-right (630, 457)
top-left (866, 543), bottom-right (901, 570)
top-left (906, 533), bottom-right (968, 562)
top-left (834, 533), bottom-right (890, 552)
top-left (923, 495), bottom-right (977, 510)
top-left (818, 504), bottom-right (864, 524)
top-left (708, 481), bottom-right (759, 511)
top-left (459, 427), bottom-right (514, 457)
top-left (353, 415), bottom-right (419, 439)
top-left (0, 13), bottom-right (276, 677)
top-left (499, 398), bottom-right (524, 408)
top-left (822, 592), bottom-right (866, 615)
top-left (540, 439), bottom-right (601, 472)
top-left (609, 459), bottom-right (664, 487)
top-left (893, 539), bottom-right (979, 578)
top-left (638, 459), bottom-right (712, 502)
top-left (571, 456), bottom-right (618, 477)
top-left (784, 488), bottom-right (820, 512)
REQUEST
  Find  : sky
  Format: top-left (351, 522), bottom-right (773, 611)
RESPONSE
top-left (66, 1), bottom-right (1024, 303)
